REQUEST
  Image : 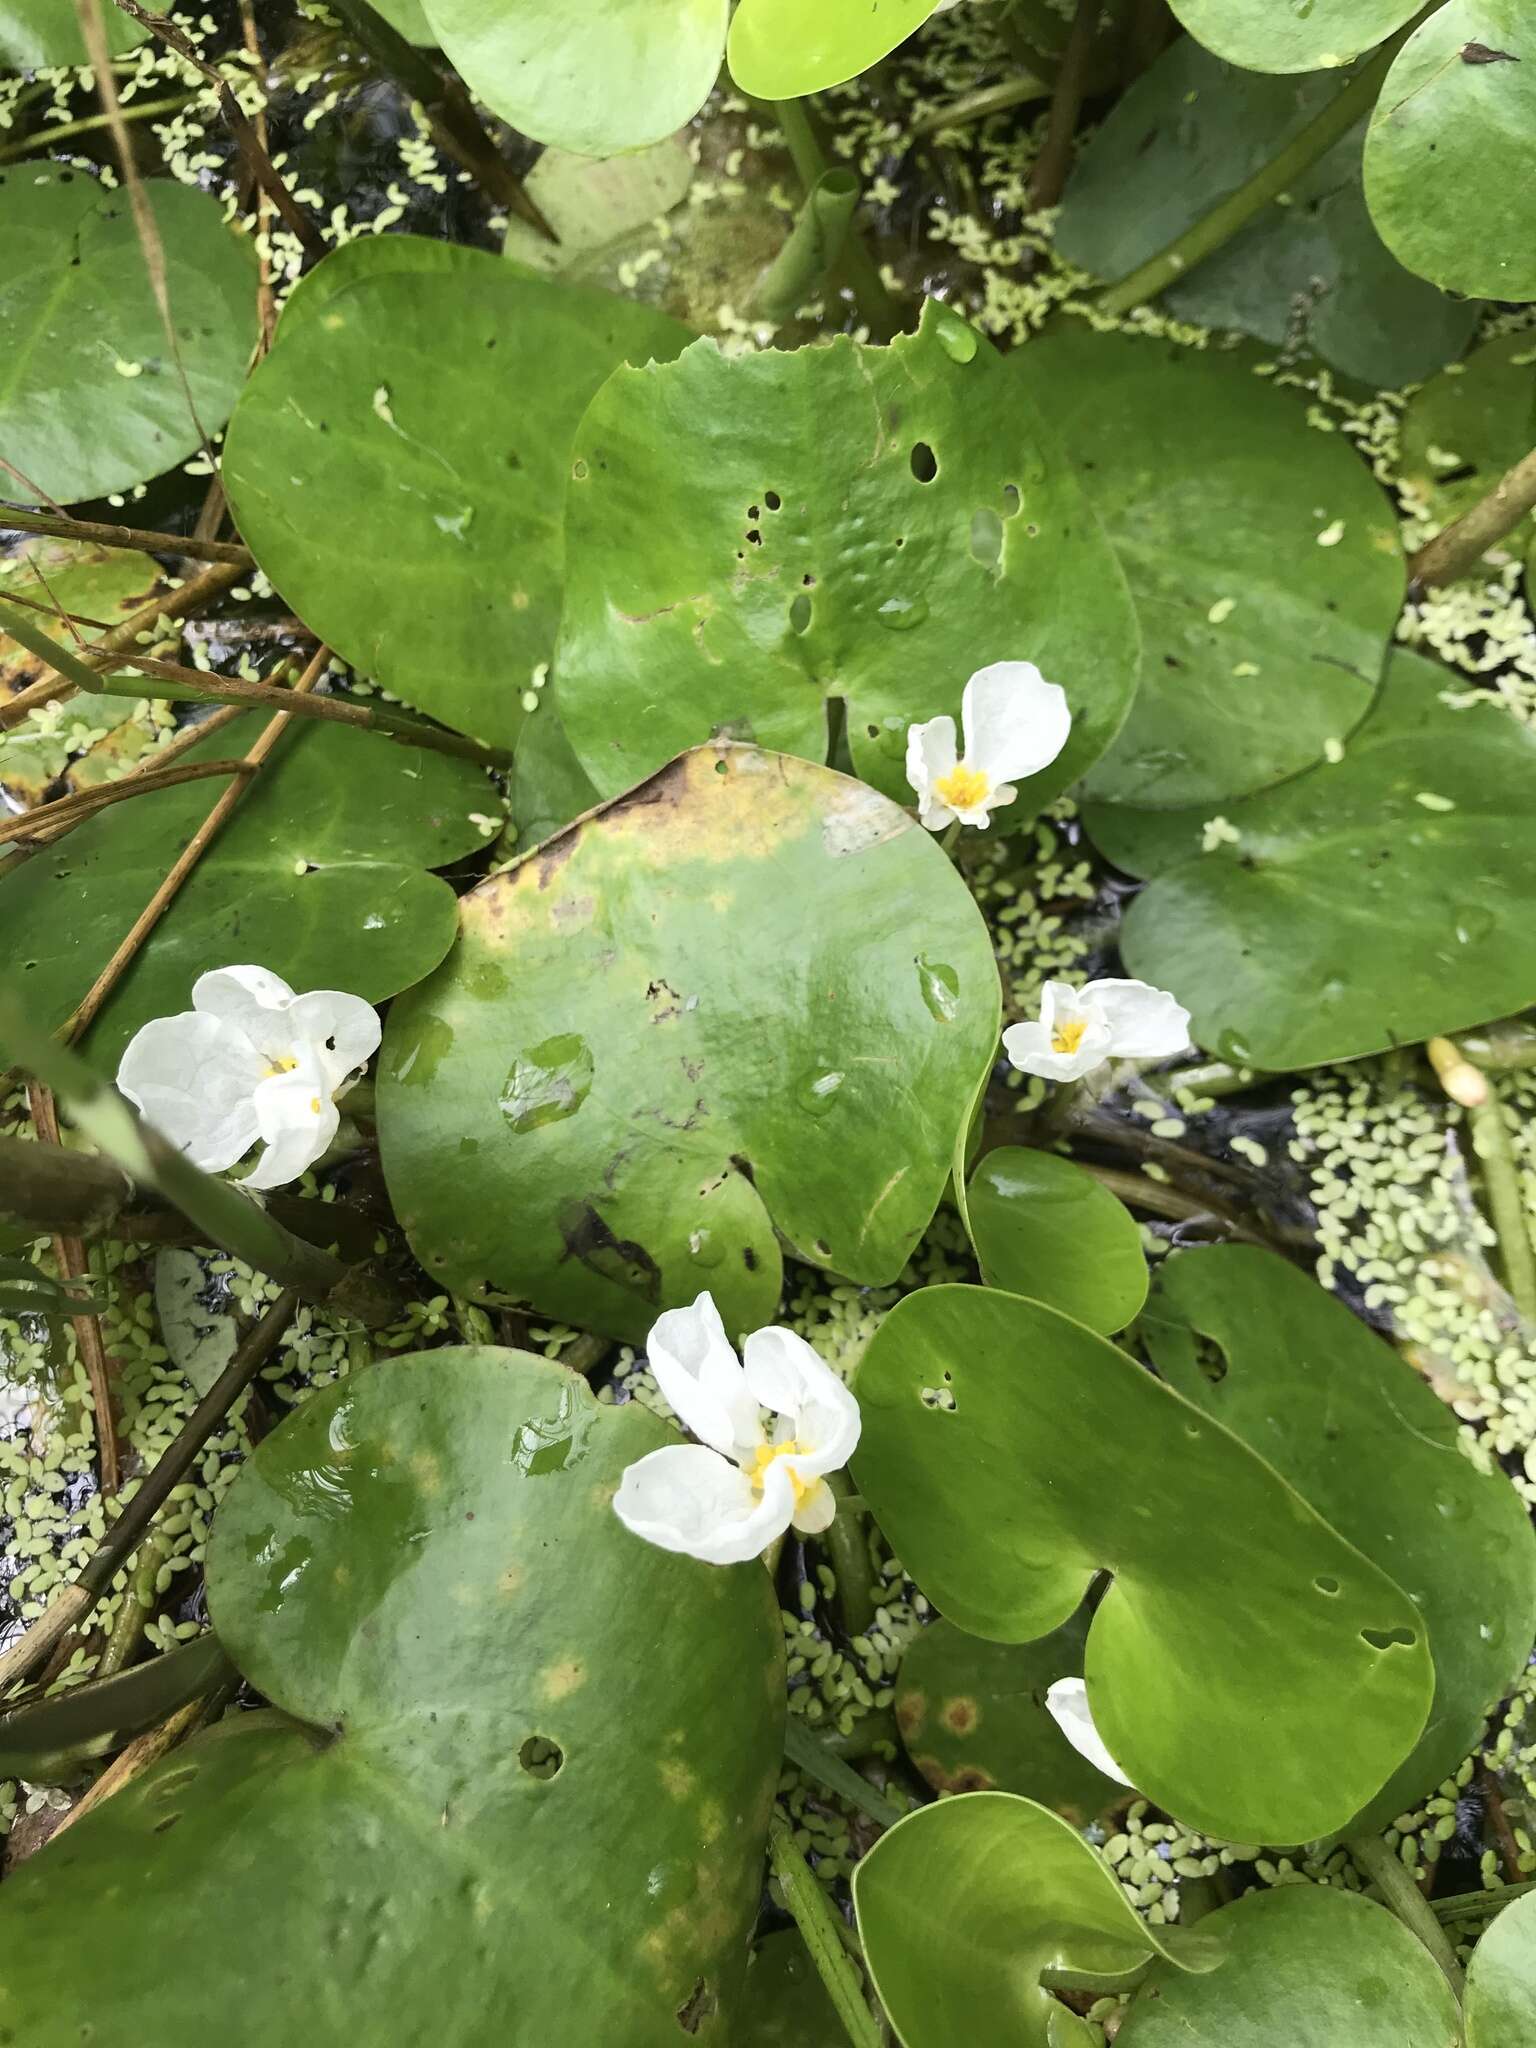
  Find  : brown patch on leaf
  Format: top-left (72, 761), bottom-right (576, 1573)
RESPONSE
top-left (940, 1695), bottom-right (980, 1737)
top-left (895, 1689), bottom-right (926, 1738)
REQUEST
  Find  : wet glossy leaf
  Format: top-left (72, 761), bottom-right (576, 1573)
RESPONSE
top-left (1056, 39), bottom-right (1477, 388)
top-left (854, 1285), bottom-right (1432, 1843)
top-left (1117, 1884), bottom-right (1461, 2045)
top-left (896, 1611), bottom-right (1122, 1816)
top-left (1142, 1246), bottom-right (1536, 1830)
top-left (422, 0), bottom-right (726, 155)
top-left (0, 0), bottom-right (145, 67)
top-left (222, 247), bottom-right (692, 748)
top-left (1167, 0), bottom-right (1420, 72)
top-left (557, 302), bottom-right (1138, 815)
top-left (154, 1248), bottom-right (238, 1395)
top-left (854, 1793), bottom-right (1208, 2048)
top-left (0, 1349), bottom-right (783, 2043)
top-left (739, 1932), bottom-right (846, 2047)
top-left (1399, 330), bottom-right (1536, 540)
top-left (1364, 2), bottom-right (1536, 303)
top-left (378, 744), bottom-right (1000, 1341)
top-left (0, 713), bottom-right (491, 1069)
top-left (1087, 652), bottom-right (1536, 1069)
top-left (1466, 1889), bottom-right (1536, 2048)
top-left (0, 1634), bottom-right (234, 1783)
top-left (510, 696), bottom-right (600, 851)
top-left (369, 0), bottom-right (434, 42)
top-left (1019, 329), bottom-right (1398, 807)
top-left (0, 168), bottom-right (257, 506)
top-left (727, 0), bottom-right (939, 99)
top-left (968, 1147), bottom-right (1147, 1333)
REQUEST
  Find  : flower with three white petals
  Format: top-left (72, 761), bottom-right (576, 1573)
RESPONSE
top-left (905, 661), bottom-right (1072, 832)
top-left (1044, 1677), bottom-right (1133, 1787)
top-left (613, 1291), bottom-right (861, 1566)
top-left (116, 966), bottom-right (381, 1192)
top-left (1002, 977), bottom-right (1190, 1084)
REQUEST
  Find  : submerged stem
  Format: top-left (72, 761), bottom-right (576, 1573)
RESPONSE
top-left (767, 1816), bottom-right (887, 2048)
top-left (783, 1716), bottom-right (904, 1831)
top-left (1348, 1831), bottom-right (1465, 2000)
top-left (768, 97), bottom-right (901, 340)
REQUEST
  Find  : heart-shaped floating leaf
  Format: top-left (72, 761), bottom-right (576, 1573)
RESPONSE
top-left (968, 1147), bottom-right (1147, 1334)
top-left (1141, 1246), bottom-right (1536, 1830)
top-left (556, 301), bottom-right (1139, 814)
top-left (1055, 39), bottom-right (1477, 389)
top-left (1364, 2), bottom-right (1536, 303)
top-left (0, 0), bottom-right (145, 68)
top-left (1166, 0), bottom-right (1420, 72)
top-left (1086, 652), bottom-right (1536, 1069)
top-left (0, 168), bottom-right (258, 506)
top-left (854, 1793), bottom-right (1210, 2048)
top-left (1016, 331), bottom-right (1400, 808)
top-left (421, 0), bottom-right (726, 155)
top-left (1116, 1884), bottom-right (1461, 2046)
top-left (854, 1285), bottom-right (1432, 1843)
top-left (221, 245), bottom-right (692, 749)
top-left (1399, 332), bottom-right (1536, 539)
top-left (1466, 1890), bottom-right (1536, 2048)
top-left (0, 714), bottom-right (491, 1069)
top-left (896, 1611), bottom-right (1122, 1816)
top-left (378, 743), bottom-right (1000, 1341)
top-left (0, 1349), bottom-right (783, 2044)
top-left (727, 0), bottom-right (939, 98)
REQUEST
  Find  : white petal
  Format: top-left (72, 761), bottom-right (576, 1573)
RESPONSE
top-left (905, 715), bottom-right (959, 831)
top-left (1087, 979), bottom-right (1191, 1060)
top-left (960, 662), bottom-right (1072, 788)
top-left (789, 1476), bottom-right (838, 1536)
top-left (192, 965), bottom-right (299, 1065)
top-left (646, 1291), bottom-right (761, 1459)
top-left (612, 1443), bottom-right (793, 1564)
top-left (1001, 1018), bottom-right (1110, 1084)
top-left (286, 989), bottom-right (382, 1091)
top-left (1045, 1678), bottom-right (1133, 1787)
top-left (242, 1058), bottom-right (338, 1190)
top-left (116, 1012), bottom-right (264, 1172)
top-left (742, 1326), bottom-right (860, 1476)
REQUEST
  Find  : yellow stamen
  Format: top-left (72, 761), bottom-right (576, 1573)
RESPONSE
top-left (744, 1439), bottom-right (812, 1508)
top-left (309, 1096), bottom-right (322, 1115)
top-left (267, 1055), bottom-right (300, 1076)
top-left (1051, 1017), bottom-right (1088, 1056)
top-left (932, 763), bottom-right (990, 812)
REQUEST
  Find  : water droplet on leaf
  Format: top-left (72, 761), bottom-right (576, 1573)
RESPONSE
top-left (796, 1068), bottom-right (845, 1116)
top-left (500, 1034), bottom-right (593, 1134)
top-left (917, 957), bottom-right (959, 1023)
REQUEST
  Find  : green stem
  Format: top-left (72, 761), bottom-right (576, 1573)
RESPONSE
top-left (1464, 1073), bottom-right (1536, 1324)
top-left (767, 1816), bottom-right (887, 2048)
top-left (1097, 11), bottom-right (1433, 316)
top-left (1459, 1020), bottom-right (1536, 1073)
top-left (1435, 1879), bottom-right (1536, 1925)
top-left (0, 598), bottom-right (110, 699)
top-left (0, 91), bottom-right (193, 163)
top-left (768, 98), bottom-right (901, 340)
top-left (784, 1715), bottom-right (904, 1831)
top-left (749, 169), bottom-right (859, 324)
top-left (1348, 1832), bottom-right (1466, 2000)
top-left (93, 1535), bottom-right (166, 1680)
top-left (822, 1471), bottom-right (878, 1635)
top-left (910, 74), bottom-right (1053, 137)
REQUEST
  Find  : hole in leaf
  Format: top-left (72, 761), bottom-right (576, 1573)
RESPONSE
top-left (1193, 1334), bottom-right (1228, 1386)
top-left (969, 506), bottom-right (1004, 573)
top-left (713, 759), bottom-right (728, 775)
top-left (910, 441), bottom-right (938, 483)
top-left (1001, 483), bottom-right (1021, 516)
top-left (919, 1386), bottom-right (957, 1412)
top-left (747, 504), bottom-right (760, 520)
top-left (789, 592), bottom-right (812, 635)
top-left (153, 1814), bottom-right (181, 1834)
top-left (677, 1980), bottom-right (717, 2034)
top-left (1314, 1575), bottom-right (1341, 1595)
top-left (518, 1734), bottom-right (564, 1778)
top-left (1360, 1626), bottom-right (1417, 1650)
top-left (746, 528), bottom-right (762, 545)
top-left (571, 458), bottom-right (588, 481)
top-left (764, 490), bottom-right (782, 511)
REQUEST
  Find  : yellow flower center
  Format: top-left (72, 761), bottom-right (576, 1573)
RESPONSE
top-left (744, 1439), bottom-right (813, 1508)
top-left (309, 1096), bottom-right (322, 1115)
top-left (932, 764), bottom-right (990, 812)
top-left (267, 1055), bottom-right (300, 1076)
top-left (1051, 1016), bottom-right (1088, 1056)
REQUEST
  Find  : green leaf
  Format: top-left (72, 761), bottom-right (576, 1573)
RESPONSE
top-left (853, 1285), bottom-right (1433, 1844)
top-left (378, 743), bottom-right (1001, 1342)
top-left (421, 0), bottom-right (726, 155)
top-left (1141, 1245), bottom-right (1536, 1830)
top-left (524, 138), bottom-right (694, 270)
top-left (153, 1248), bottom-right (239, 1395)
top-left (0, 1254), bottom-right (111, 1316)
top-left (1400, 331), bottom-right (1536, 539)
top-left (1365, 3), bottom-right (1536, 303)
top-left (0, 0), bottom-right (145, 67)
top-left (271, 230), bottom-right (494, 341)
top-left (739, 1931), bottom-right (846, 2048)
top-left (0, 713), bottom-right (491, 1070)
top-left (557, 303), bottom-right (1139, 814)
top-left (1466, 1890), bottom-right (1536, 2048)
top-left (853, 1793), bottom-right (1208, 2048)
top-left (895, 1611), bottom-right (1123, 1816)
top-left (727, 0), bottom-right (939, 99)
top-left (1087, 652), bottom-right (1536, 1069)
top-left (0, 1634), bottom-right (234, 1783)
top-left (510, 696), bottom-right (600, 851)
top-left (1016, 330), bottom-right (1400, 807)
top-left (222, 246), bottom-right (692, 749)
top-left (368, 0), bottom-right (435, 43)
top-left (1117, 1884), bottom-right (1461, 2045)
top-left (1055, 38), bottom-right (1478, 389)
top-left (0, 168), bottom-right (258, 506)
top-left (0, 542), bottom-right (162, 703)
top-left (0, 1349), bottom-right (783, 2043)
top-left (1166, 0), bottom-right (1420, 72)
top-left (967, 1148), bottom-right (1147, 1334)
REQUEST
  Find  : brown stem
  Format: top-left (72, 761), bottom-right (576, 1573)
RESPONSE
top-left (0, 1135), bottom-right (133, 1235)
top-left (1410, 444), bottom-right (1536, 590)
top-left (1027, 0), bottom-right (1102, 207)
top-left (1074, 1160), bottom-right (1275, 1247)
top-left (0, 759), bottom-right (250, 848)
top-left (237, 0), bottom-right (280, 352)
top-left (55, 1691), bottom-right (214, 1834)
top-left (8, 709), bottom-right (248, 857)
top-left (0, 505), bottom-right (251, 567)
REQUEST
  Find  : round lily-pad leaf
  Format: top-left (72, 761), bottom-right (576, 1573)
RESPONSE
top-left (896, 1611), bottom-right (1123, 1817)
top-left (271, 231), bottom-right (491, 341)
top-left (968, 1147), bottom-right (1147, 1333)
top-left (1117, 1884), bottom-right (1462, 2045)
top-left (1017, 330), bottom-right (1399, 808)
top-left (853, 1285), bottom-right (1432, 1844)
top-left (0, 713), bottom-right (492, 1069)
top-left (378, 743), bottom-right (1001, 1342)
top-left (221, 250), bottom-right (692, 749)
top-left (0, 168), bottom-right (258, 506)
top-left (1399, 331), bottom-right (1536, 542)
top-left (0, 1349), bottom-right (783, 2043)
top-left (1167, 0), bottom-right (1421, 72)
top-left (0, 0), bottom-right (145, 68)
top-left (510, 694), bottom-right (600, 851)
top-left (556, 301), bottom-right (1139, 815)
top-left (1467, 1889), bottom-right (1536, 2048)
top-left (727, 0), bottom-right (939, 99)
top-left (853, 1793), bottom-right (1210, 2048)
top-left (1088, 652), bottom-right (1536, 1069)
top-left (1141, 1246), bottom-right (1536, 1831)
top-left (421, 0), bottom-right (726, 156)
top-left (1364, 3), bottom-right (1536, 303)
top-left (1055, 38), bottom-right (1478, 389)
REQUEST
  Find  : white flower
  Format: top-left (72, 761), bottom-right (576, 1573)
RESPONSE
top-left (905, 661), bottom-right (1071, 832)
top-left (1045, 1678), bottom-right (1133, 1787)
top-left (613, 1291), bottom-right (861, 1566)
top-left (116, 966), bottom-right (380, 1192)
top-left (1002, 976), bottom-right (1190, 1083)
